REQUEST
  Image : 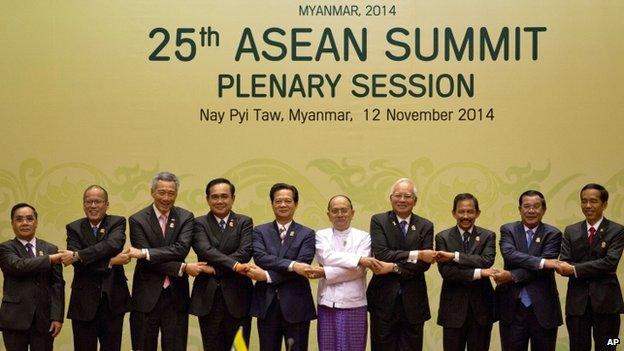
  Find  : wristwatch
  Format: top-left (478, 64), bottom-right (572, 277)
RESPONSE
top-left (393, 263), bottom-right (400, 273)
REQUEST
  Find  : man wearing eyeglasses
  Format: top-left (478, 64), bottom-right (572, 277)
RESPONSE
top-left (367, 178), bottom-right (436, 351)
top-left (126, 172), bottom-right (195, 351)
top-left (246, 183), bottom-right (317, 351)
top-left (0, 203), bottom-right (65, 351)
top-left (189, 178), bottom-right (254, 350)
top-left (492, 190), bottom-right (562, 351)
top-left (59, 185), bottom-right (132, 351)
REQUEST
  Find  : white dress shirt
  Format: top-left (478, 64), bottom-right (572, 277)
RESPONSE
top-left (315, 227), bottom-right (370, 309)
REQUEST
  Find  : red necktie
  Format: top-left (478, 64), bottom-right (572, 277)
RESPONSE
top-left (588, 226), bottom-right (596, 246)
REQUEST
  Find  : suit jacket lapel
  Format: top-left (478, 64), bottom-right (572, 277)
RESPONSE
top-left (450, 227), bottom-right (464, 252)
top-left (164, 208), bottom-right (178, 245)
top-left (205, 213), bottom-right (223, 248)
top-left (220, 212), bottom-right (238, 249)
top-left (515, 222), bottom-right (529, 253)
top-left (388, 212), bottom-right (405, 247)
top-left (81, 219), bottom-right (98, 246)
top-left (468, 228), bottom-right (480, 254)
top-left (279, 221), bottom-right (298, 257)
top-left (96, 215), bottom-right (108, 242)
top-left (147, 207), bottom-right (166, 246)
top-left (527, 224), bottom-right (544, 254)
top-left (12, 238), bottom-right (29, 258)
top-left (592, 219), bottom-right (608, 251)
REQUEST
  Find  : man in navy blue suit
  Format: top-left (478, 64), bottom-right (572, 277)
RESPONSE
top-left (493, 190), bottom-right (562, 351)
top-left (246, 183), bottom-right (317, 351)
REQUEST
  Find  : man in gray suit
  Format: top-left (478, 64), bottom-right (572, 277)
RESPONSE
top-left (127, 172), bottom-right (196, 351)
top-left (0, 203), bottom-right (65, 351)
top-left (435, 193), bottom-right (497, 351)
top-left (557, 183), bottom-right (624, 351)
top-left (190, 178), bottom-right (254, 350)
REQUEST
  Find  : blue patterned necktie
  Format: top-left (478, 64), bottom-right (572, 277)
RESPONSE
top-left (219, 219), bottom-right (226, 231)
top-left (400, 220), bottom-right (408, 239)
top-left (92, 226), bottom-right (98, 237)
top-left (463, 232), bottom-right (470, 252)
top-left (25, 243), bottom-right (35, 258)
top-left (520, 229), bottom-right (535, 307)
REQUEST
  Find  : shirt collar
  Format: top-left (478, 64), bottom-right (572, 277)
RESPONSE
top-left (586, 217), bottom-right (604, 232)
top-left (457, 226), bottom-right (474, 235)
top-left (523, 224), bottom-right (540, 234)
top-left (277, 221), bottom-right (293, 232)
top-left (213, 213), bottom-right (230, 225)
top-left (153, 204), bottom-right (169, 219)
top-left (396, 214), bottom-right (411, 223)
top-left (17, 237), bottom-right (36, 247)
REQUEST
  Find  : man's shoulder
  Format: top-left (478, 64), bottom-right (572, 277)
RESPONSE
top-left (231, 211), bottom-right (253, 223)
top-left (292, 221), bottom-right (315, 234)
top-left (563, 220), bottom-right (584, 233)
top-left (36, 238), bottom-right (58, 251)
top-left (436, 227), bottom-right (455, 238)
top-left (172, 206), bottom-right (194, 219)
top-left (129, 205), bottom-right (152, 220)
top-left (501, 221), bottom-right (522, 232)
top-left (540, 222), bottom-right (561, 235)
top-left (604, 218), bottom-right (624, 232)
top-left (474, 225), bottom-right (496, 237)
top-left (67, 217), bottom-right (86, 229)
top-left (254, 221), bottom-right (275, 233)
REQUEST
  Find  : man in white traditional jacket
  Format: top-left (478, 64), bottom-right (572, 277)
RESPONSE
top-left (306, 195), bottom-right (391, 351)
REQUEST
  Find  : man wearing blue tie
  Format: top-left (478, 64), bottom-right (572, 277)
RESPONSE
top-left (493, 190), bottom-right (563, 351)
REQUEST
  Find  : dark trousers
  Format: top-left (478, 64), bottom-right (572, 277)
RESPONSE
top-left (198, 287), bottom-right (247, 351)
top-left (72, 295), bottom-right (125, 351)
top-left (500, 303), bottom-right (557, 351)
top-left (2, 327), bottom-right (53, 351)
top-left (443, 304), bottom-right (492, 351)
top-left (257, 298), bottom-right (310, 351)
top-left (566, 302), bottom-right (621, 351)
top-left (130, 288), bottom-right (188, 351)
top-left (370, 295), bottom-right (424, 351)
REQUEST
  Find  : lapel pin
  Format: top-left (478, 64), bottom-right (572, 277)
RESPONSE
top-left (169, 223), bottom-right (175, 228)
top-left (229, 221), bottom-right (234, 227)
top-left (289, 231), bottom-right (295, 237)
top-left (475, 236), bottom-right (480, 242)
top-left (171, 218), bottom-right (176, 222)
top-left (392, 221), bottom-right (396, 226)
top-left (410, 225), bottom-right (415, 231)
top-left (38, 250), bottom-right (44, 256)
top-left (600, 228), bottom-right (604, 232)
top-left (601, 242), bottom-right (606, 248)
top-left (99, 228), bottom-right (105, 234)
top-left (535, 237), bottom-right (541, 243)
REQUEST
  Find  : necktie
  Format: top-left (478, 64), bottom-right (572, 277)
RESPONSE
top-left (588, 226), bottom-right (596, 246)
top-left (159, 214), bottom-right (171, 288)
top-left (463, 232), bottom-right (470, 252)
top-left (25, 243), bottom-right (35, 258)
top-left (92, 226), bottom-right (98, 237)
top-left (526, 229), bottom-right (534, 249)
top-left (279, 226), bottom-right (287, 243)
top-left (520, 229), bottom-right (534, 307)
top-left (219, 219), bottom-right (226, 231)
top-left (400, 220), bottom-right (408, 239)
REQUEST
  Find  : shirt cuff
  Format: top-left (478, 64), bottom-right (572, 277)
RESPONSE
top-left (573, 265), bottom-right (578, 278)
top-left (473, 268), bottom-right (481, 280)
top-left (265, 271), bottom-right (272, 283)
top-left (407, 250), bottom-right (419, 262)
top-left (142, 248), bottom-right (150, 261)
top-left (453, 252), bottom-right (460, 262)
top-left (178, 263), bottom-right (185, 277)
top-left (539, 258), bottom-right (545, 269)
top-left (288, 261), bottom-right (295, 271)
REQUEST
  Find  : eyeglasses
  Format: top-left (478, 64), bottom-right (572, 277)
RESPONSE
top-left (84, 199), bottom-right (106, 206)
top-left (273, 198), bottom-right (294, 205)
top-left (391, 193), bottom-right (415, 201)
top-left (13, 215), bottom-right (36, 223)
top-left (154, 190), bottom-right (176, 197)
top-left (521, 204), bottom-right (542, 211)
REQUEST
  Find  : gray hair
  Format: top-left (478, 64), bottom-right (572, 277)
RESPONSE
top-left (389, 178), bottom-right (417, 198)
top-left (150, 172), bottom-right (180, 191)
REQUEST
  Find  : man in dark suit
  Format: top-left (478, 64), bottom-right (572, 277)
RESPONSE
top-left (557, 183), bottom-right (624, 351)
top-left (435, 193), bottom-right (497, 351)
top-left (493, 190), bottom-right (562, 351)
top-left (367, 177), bottom-right (436, 351)
top-left (0, 203), bottom-right (65, 351)
top-left (246, 183), bottom-right (317, 351)
top-left (58, 185), bottom-right (132, 351)
top-left (126, 172), bottom-right (196, 351)
top-left (190, 178), bottom-right (254, 350)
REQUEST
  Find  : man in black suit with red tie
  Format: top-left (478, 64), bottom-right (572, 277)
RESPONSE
top-left (435, 193), bottom-right (497, 351)
top-left (246, 183), bottom-right (317, 351)
top-left (367, 178), bottom-right (436, 351)
top-left (190, 178), bottom-right (254, 350)
top-left (0, 203), bottom-right (65, 351)
top-left (127, 172), bottom-right (197, 351)
top-left (59, 185), bottom-right (132, 351)
top-left (557, 183), bottom-right (624, 351)
top-left (493, 190), bottom-right (562, 351)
